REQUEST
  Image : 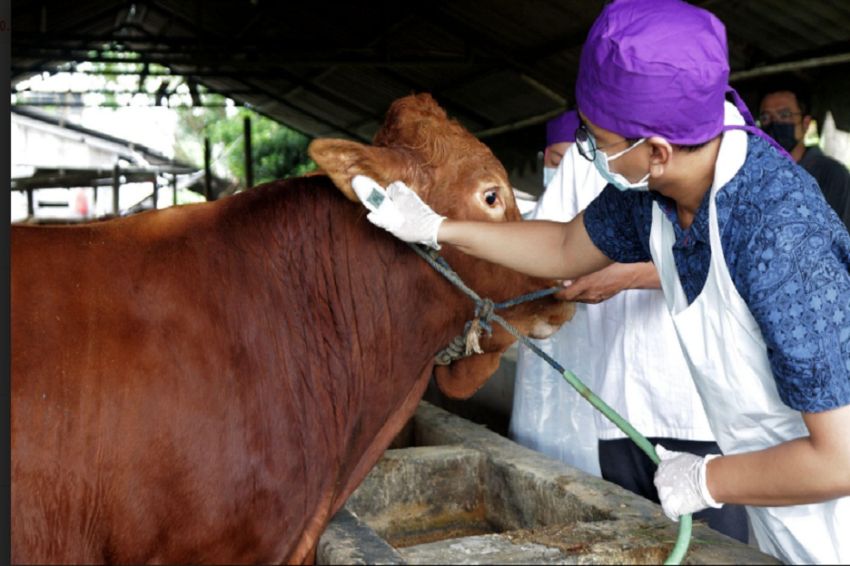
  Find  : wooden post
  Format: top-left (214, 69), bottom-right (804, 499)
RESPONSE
top-left (151, 175), bottom-right (159, 210)
top-left (204, 137), bottom-right (212, 201)
top-left (244, 115), bottom-right (253, 190)
top-left (112, 164), bottom-right (120, 215)
top-left (172, 173), bottom-right (178, 207)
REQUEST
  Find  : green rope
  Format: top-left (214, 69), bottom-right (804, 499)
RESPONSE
top-left (410, 244), bottom-right (692, 564)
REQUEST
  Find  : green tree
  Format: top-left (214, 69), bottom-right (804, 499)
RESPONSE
top-left (175, 106), bottom-right (316, 188)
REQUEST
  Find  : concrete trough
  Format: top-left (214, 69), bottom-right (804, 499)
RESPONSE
top-left (318, 401), bottom-right (777, 564)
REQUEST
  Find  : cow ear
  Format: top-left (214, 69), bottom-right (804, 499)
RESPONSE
top-left (433, 353), bottom-right (502, 400)
top-left (309, 139), bottom-right (400, 203)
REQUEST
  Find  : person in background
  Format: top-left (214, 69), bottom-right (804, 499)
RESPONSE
top-left (511, 110), bottom-right (603, 477)
top-left (510, 110), bottom-right (749, 542)
top-left (541, 112), bottom-right (577, 188)
top-left (351, 1), bottom-right (850, 562)
top-left (759, 80), bottom-right (850, 231)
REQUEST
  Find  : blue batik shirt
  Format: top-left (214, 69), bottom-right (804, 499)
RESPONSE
top-left (583, 134), bottom-right (850, 413)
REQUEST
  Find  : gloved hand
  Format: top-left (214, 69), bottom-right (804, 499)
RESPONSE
top-left (351, 175), bottom-right (446, 250)
top-left (653, 445), bottom-right (723, 522)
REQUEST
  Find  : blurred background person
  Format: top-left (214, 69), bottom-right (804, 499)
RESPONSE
top-left (760, 80), bottom-right (850, 232)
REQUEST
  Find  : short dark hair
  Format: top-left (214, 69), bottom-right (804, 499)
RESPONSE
top-left (626, 138), bottom-right (709, 153)
top-left (759, 76), bottom-right (812, 116)
top-left (676, 141), bottom-right (710, 153)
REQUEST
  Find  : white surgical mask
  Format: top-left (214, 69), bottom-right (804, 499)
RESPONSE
top-left (592, 137), bottom-right (650, 192)
top-left (543, 166), bottom-right (557, 188)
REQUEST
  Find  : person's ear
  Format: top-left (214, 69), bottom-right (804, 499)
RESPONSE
top-left (801, 115), bottom-right (813, 139)
top-left (646, 136), bottom-right (672, 177)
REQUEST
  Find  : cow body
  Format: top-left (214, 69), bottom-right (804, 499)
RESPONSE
top-left (12, 94), bottom-right (572, 564)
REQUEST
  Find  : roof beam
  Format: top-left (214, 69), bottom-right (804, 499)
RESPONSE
top-left (23, 3), bottom-right (393, 134)
top-left (11, 1), bottom-right (130, 81)
top-left (474, 109), bottom-right (565, 139)
top-left (13, 100), bottom-right (236, 109)
top-left (233, 77), bottom-right (370, 142)
top-left (731, 52), bottom-right (850, 82)
top-left (414, 7), bottom-right (568, 106)
top-left (11, 88), bottom-right (254, 97)
top-left (13, 45), bottom-right (485, 67)
top-left (377, 67), bottom-right (495, 129)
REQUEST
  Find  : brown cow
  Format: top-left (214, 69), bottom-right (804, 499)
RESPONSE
top-left (11, 93), bottom-right (573, 564)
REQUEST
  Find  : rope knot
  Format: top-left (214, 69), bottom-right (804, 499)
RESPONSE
top-left (462, 299), bottom-right (495, 356)
top-left (409, 244), bottom-right (560, 367)
top-left (474, 298), bottom-right (495, 327)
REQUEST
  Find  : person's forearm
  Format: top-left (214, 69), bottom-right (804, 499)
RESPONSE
top-left (593, 261), bottom-right (660, 291)
top-left (708, 407), bottom-right (850, 506)
top-left (627, 261), bottom-right (661, 289)
top-left (708, 438), bottom-right (850, 506)
top-left (438, 213), bottom-right (612, 280)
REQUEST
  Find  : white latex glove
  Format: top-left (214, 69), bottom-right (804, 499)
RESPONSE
top-left (351, 175), bottom-right (445, 250)
top-left (653, 445), bottom-right (723, 522)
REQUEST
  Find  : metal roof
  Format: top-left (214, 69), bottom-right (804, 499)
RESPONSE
top-left (11, 0), bottom-right (850, 187)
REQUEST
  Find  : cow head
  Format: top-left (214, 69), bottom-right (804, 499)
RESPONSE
top-left (309, 93), bottom-right (574, 398)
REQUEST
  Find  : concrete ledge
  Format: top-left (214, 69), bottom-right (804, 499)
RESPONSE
top-left (319, 402), bottom-right (778, 565)
top-left (317, 508), bottom-right (405, 565)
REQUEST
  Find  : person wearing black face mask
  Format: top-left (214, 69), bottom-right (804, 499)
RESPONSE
top-left (759, 83), bottom-right (850, 232)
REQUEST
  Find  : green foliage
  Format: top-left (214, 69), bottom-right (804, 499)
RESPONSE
top-left (174, 106), bottom-right (316, 188)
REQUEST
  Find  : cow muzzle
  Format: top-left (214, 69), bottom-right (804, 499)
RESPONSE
top-left (528, 320), bottom-right (562, 339)
top-left (526, 299), bottom-right (576, 339)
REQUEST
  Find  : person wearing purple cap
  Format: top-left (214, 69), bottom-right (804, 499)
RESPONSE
top-left (511, 110), bottom-right (749, 542)
top-left (541, 111), bottom-right (580, 187)
top-left (351, 1), bottom-right (850, 562)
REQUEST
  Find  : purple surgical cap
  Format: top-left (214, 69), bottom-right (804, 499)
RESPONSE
top-left (576, 0), bottom-right (733, 145)
top-left (546, 111), bottom-right (579, 146)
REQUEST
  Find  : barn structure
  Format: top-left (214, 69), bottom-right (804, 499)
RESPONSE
top-left (9, 105), bottom-right (224, 221)
top-left (10, 0), bottom-right (850, 195)
top-left (8, 1), bottom-right (850, 563)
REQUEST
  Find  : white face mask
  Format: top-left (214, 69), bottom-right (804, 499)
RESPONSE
top-left (543, 166), bottom-right (557, 188)
top-left (592, 136), bottom-right (650, 192)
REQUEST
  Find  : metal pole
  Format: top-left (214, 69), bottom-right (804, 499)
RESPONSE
top-left (151, 175), bottom-right (159, 210)
top-left (244, 115), bottom-right (253, 190)
top-left (27, 189), bottom-right (34, 218)
top-left (204, 137), bottom-right (212, 201)
top-left (112, 164), bottom-right (120, 215)
top-left (474, 108), bottom-right (565, 139)
top-left (172, 173), bottom-right (178, 207)
top-left (730, 52), bottom-right (850, 82)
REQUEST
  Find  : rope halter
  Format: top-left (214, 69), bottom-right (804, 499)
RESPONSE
top-left (406, 244), bottom-right (561, 366)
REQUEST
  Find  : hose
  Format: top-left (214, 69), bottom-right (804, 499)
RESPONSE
top-left (511, 322), bottom-right (693, 565)
top-left (408, 243), bottom-right (693, 563)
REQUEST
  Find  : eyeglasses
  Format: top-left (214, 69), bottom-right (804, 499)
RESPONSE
top-left (758, 109), bottom-right (802, 126)
top-left (574, 123), bottom-right (631, 162)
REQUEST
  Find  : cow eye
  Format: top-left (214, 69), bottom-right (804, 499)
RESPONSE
top-left (484, 189), bottom-right (499, 206)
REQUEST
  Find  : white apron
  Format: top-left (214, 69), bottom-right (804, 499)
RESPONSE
top-left (510, 145), bottom-right (713, 479)
top-left (648, 120), bottom-right (850, 564)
